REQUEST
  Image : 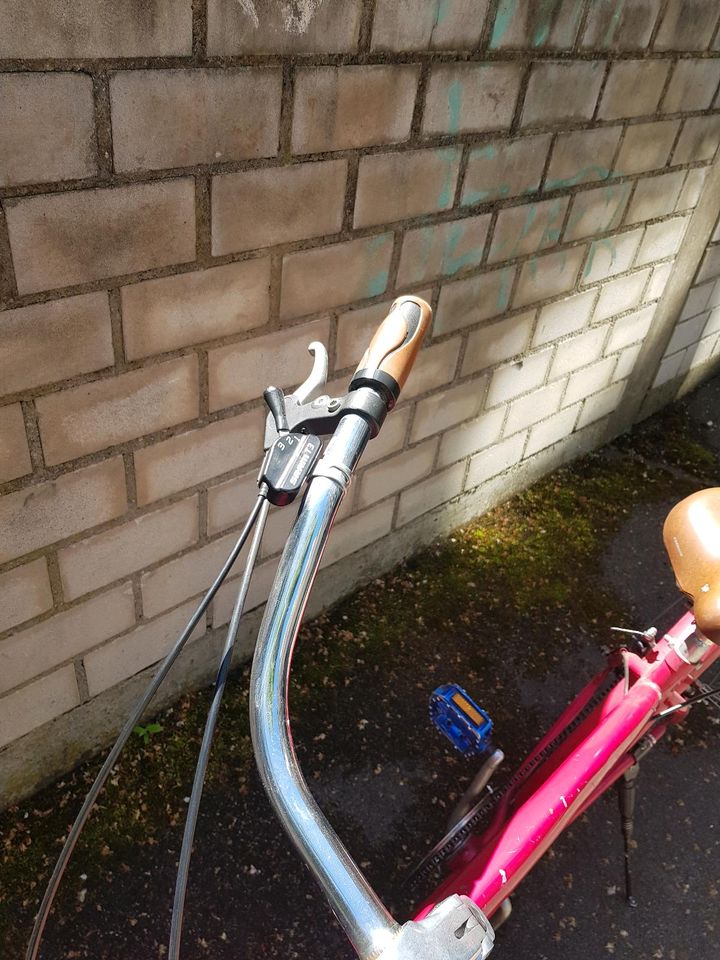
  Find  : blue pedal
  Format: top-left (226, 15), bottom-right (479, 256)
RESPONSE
top-left (429, 684), bottom-right (493, 757)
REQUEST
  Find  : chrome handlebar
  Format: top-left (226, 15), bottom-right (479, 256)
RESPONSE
top-left (249, 299), bottom-right (494, 960)
top-left (249, 413), bottom-right (399, 960)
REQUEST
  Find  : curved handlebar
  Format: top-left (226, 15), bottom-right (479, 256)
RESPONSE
top-left (250, 296), bottom-right (433, 959)
top-left (250, 416), bottom-right (398, 960)
top-left (350, 295), bottom-right (432, 408)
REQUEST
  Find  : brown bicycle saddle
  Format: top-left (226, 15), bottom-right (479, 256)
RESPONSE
top-left (663, 488), bottom-right (720, 643)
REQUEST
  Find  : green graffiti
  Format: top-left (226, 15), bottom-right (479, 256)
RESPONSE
top-left (447, 79), bottom-right (463, 134)
top-left (564, 183), bottom-right (630, 237)
top-left (518, 203), bottom-right (540, 245)
top-left (538, 197), bottom-right (565, 246)
top-left (366, 235), bottom-right (391, 294)
top-left (435, 0), bottom-right (452, 26)
top-left (462, 144), bottom-right (502, 204)
top-left (535, 0), bottom-right (584, 47)
top-left (476, 143), bottom-right (498, 159)
top-left (366, 269), bottom-right (388, 297)
top-left (442, 222), bottom-right (483, 276)
top-left (532, 0), bottom-right (558, 46)
top-left (490, 0), bottom-right (582, 49)
top-left (367, 233), bottom-right (390, 252)
top-left (498, 204), bottom-right (529, 260)
top-left (494, 198), bottom-right (565, 262)
top-left (601, 183), bottom-right (631, 231)
top-left (437, 148), bottom-right (459, 208)
top-left (583, 237), bottom-right (617, 279)
top-left (568, 189), bottom-right (625, 269)
top-left (490, 0), bottom-right (516, 47)
top-left (544, 165), bottom-right (611, 192)
top-left (496, 265), bottom-right (514, 310)
top-left (464, 184), bottom-right (510, 205)
top-left (604, 0), bottom-right (626, 47)
top-left (527, 248), bottom-right (567, 281)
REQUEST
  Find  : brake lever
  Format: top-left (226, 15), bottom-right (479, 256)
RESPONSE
top-left (263, 340), bottom-right (340, 450)
top-left (262, 339), bottom-right (388, 451)
top-left (288, 341), bottom-right (328, 404)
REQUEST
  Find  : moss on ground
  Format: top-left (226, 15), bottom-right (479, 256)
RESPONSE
top-left (615, 404), bottom-right (720, 485)
top-left (1, 385), bottom-right (718, 957)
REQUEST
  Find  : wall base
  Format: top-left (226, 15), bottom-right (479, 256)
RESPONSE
top-left (0, 415), bottom-right (608, 811)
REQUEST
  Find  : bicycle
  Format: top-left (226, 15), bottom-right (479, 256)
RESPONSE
top-left (24, 295), bottom-right (720, 960)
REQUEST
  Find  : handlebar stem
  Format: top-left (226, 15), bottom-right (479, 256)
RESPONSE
top-left (250, 412), bottom-right (400, 960)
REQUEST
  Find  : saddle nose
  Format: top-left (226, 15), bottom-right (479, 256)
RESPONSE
top-left (663, 487), bottom-right (720, 643)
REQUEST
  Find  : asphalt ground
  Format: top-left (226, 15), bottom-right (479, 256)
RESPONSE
top-left (2, 374), bottom-right (720, 960)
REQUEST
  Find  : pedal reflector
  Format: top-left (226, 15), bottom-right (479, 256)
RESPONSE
top-left (430, 684), bottom-right (493, 757)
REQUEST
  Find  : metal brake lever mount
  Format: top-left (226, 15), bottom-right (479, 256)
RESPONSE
top-left (262, 341), bottom-right (388, 451)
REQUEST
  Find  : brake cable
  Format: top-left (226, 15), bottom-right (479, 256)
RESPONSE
top-left (655, 683), bottom-right (720, 720)
top-left (26, 493), bottom-right (269, 960)
top-left (168, 495), bottom-right (270, 960)
top-left (28, 415), bottom-right (327, 957)
top-left (27, 311), bottom-right (421, 958)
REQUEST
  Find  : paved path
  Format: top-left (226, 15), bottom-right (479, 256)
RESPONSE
top-left (4, 376), bottom-right (719, 960)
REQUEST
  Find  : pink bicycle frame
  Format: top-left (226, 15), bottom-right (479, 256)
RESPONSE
top-left (416, 610), bottom-right (720, 922)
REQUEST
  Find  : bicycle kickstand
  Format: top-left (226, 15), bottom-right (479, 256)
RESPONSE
top-left (617, 762), bottom-right (640, 908)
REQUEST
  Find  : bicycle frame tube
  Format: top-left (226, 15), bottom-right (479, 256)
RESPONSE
top-left (250, 413), bottom-right (400, 960)
top-left (417, 611), bottom-right (720, 921)
top-left (417, 676), bottom-right (661, 919)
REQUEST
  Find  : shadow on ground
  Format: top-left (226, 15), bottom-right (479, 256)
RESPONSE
top-left (3, 377), bottom-right (720, 960)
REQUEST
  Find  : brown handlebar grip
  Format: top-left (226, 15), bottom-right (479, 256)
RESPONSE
top-left (349, 295), bottom-right (432, 408)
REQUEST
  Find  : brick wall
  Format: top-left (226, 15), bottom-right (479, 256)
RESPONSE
top-left (2, 0), bottom-right (720, 804)
top-left (648, 211), bottom-right (720, 396)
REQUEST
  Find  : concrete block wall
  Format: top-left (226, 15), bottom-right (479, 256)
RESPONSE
top-left (2, 0), bottom-right (720, 803)
top-left (650, 211), bottom-right (720, 393)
